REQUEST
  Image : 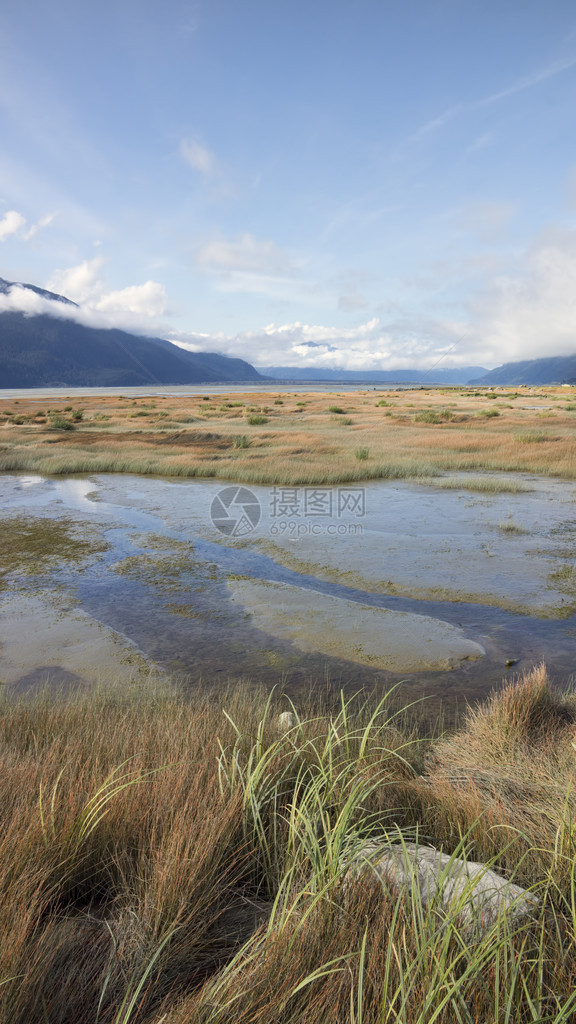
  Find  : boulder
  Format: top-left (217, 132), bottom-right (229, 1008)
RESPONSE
top-left (342, 840), bottom-right (538, 938)
top-left (276, 710), bottom-right (298, 734)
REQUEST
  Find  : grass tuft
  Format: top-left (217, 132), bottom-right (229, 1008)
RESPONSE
top-left (49, 413), bottom-right (75, 431)
top-left (515, 431), bottom-right (551, 443)
top-left (232, 435), bottom-right (251, 449)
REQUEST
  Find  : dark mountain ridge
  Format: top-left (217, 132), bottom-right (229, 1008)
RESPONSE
top-left (0, 277), bottom-right (262, 387)
top-left (471, 354), bottom-right (576, 386)
top-left (260, 365), bottom-right (489, 384)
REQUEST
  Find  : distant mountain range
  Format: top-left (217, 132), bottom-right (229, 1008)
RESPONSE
top-left (261, 366), bottom-right (489, 384)
top-left (470, 355), bottom-right (576, 386)
top-left (0, 277), bottom-right (262, 387)
top-left (1, 276), bottom-right (575, 388)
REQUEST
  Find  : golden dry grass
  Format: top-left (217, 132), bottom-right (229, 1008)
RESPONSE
top-left (0, 671), bottom-right (576, 1021)
top-left (1, 385), bottom-right (575, 483)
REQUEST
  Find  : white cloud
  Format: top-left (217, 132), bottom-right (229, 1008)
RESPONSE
top-left (0, 257), bottom-right (170, 336)
top-left (468, 229), bottom-right (576, 363)
top-left (0, 208), bottom-right (55, 242)
top-left (0, 286), bottom-right (68, 317)
top-left (47, 256), bottom-right (105, 304)
top-left (180, 137), bottom-right (217, 178)
top-left (5, 226), bottom-right (576, 375)
top-left (479, 53), bottom-right (576, 107)
top-left (23, 211), bottom-right (57, 240)
top-left (194, 232), bottom-right (298, 298)
top-left (171, 316), bottom-right (467, 372)
top-left (97, 280), bottom-right (168, 319)
top-left (47, 257), bottom-right (167, 324)
top-left (466, 132), bottom-right (495, 154)
top-left (399, 54), bottom-right (576, 156)
top-left (195, 232), bottom-right (292, 275)
top-left (0, 210), bottom-right (26, 241)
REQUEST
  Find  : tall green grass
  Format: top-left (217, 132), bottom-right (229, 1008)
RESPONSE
top-left (0, 669), bottom-right (574, 1020)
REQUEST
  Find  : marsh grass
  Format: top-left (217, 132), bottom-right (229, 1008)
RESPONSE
top-left (414, 408), bottom-right (458, 423)
top-left (422, 475), bottom-right (530, 493)
top-left (49, 413), bottom-right (75, 431)
top-left (515, 431), bottom-right (551, 443)
top-left (2, 386), bottom-right (576, 486)
top-left (232, 435), bottom-right (251, 449)
top-left (0, 669), bottom-right (575, 1021)
top-left (498, 520), bottom-right (529, 535)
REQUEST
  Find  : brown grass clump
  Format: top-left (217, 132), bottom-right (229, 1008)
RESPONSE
top-left (0, 685), bottom-right (264, 1024)
top-left (411, 664), bottom-right (576, 888)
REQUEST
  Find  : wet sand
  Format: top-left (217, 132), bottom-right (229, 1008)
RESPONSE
top-left (228, 580), bottom-right (485, 672)
top-left (250, 475), bottom-right (576, 617)
top-left (0, 593), bottom-right (155, 692)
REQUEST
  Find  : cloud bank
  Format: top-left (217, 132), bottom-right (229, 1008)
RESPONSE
top-left (173, 230), bottom-right (576, 370)
top-left (469, 228), bottom-right (576, 363)
top-left (0, 257), bottom-right (170, 336)
top-left (169, 317), bottom-right (467, 371)
top-left (2, 228), bottom-right (576, 372)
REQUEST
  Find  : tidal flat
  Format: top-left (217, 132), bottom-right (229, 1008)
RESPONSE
top-left (1, 393), bottom-right (575, 717)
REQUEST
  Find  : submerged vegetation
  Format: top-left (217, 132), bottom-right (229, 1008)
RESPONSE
top-left (0, 515), bottom-right (106, 590)
top-left (0, 666), bottom-right (575, 1022)
top-left (0, 385), bottom-right (575, 485)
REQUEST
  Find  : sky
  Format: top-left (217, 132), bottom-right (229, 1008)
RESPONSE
top-left (1, 0), bottom-right (576, 372)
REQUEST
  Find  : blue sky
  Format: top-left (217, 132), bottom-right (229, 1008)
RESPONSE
top-left (1, 0), bottom-right (576, 371)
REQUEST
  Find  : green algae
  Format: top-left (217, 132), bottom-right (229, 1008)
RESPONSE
top-left (0, 515), bottom-right (107, 590)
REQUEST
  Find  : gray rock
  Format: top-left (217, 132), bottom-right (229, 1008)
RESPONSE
top-left (276, 710), bottom-right (298, 734)
top-left (342, 840), bottom-right (539, 938)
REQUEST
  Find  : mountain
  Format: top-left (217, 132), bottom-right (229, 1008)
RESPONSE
top-left (470, 355), bottom-right (576, 386)
top-left (0, 277), bottom-right (77, 307)
top-left (260, 365), bottom-right (489, 384)
top-left (0, 277), bottom-right (263, 387)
